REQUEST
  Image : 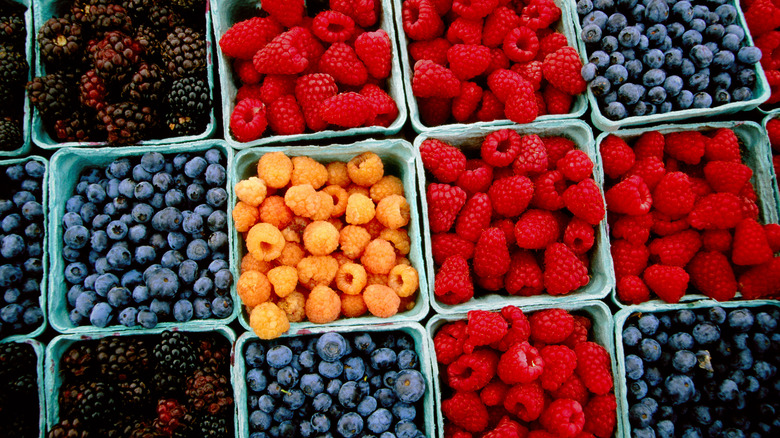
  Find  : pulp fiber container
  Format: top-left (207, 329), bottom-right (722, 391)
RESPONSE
top-left (0, 156), bottom-right (48, 341)
top-left (596, 121), bottom-right (780, 307)
top-left (393, 0), bottom-right (588, 133)
top-left (230, 139), bottom-right (429, 332)
top-left (567, 0), bottom-right (770, 132)
top-left (426, 300), bottom-right (622, 438)
top-left (0, 338), bottom-right (46, 438)
top-left (211, 0), bottom-right (407, 148)
top-left (613, 299), bottom-right (780, 438)
top-left (47, 141), bottom-right (238, 333)
top-left (0, 0), bottom-right (32, 157)
top-left (415, 120), bottom-right (614, 314)
top-left (761, 113), bottom-right (780, 214)
top-left (44, 326), bottom-right (236, 431)
top-left (233, 321), bottom-right (435, 438)
top-left (31, 0), bottom-right (216, 149)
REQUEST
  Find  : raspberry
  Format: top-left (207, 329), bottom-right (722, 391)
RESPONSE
top-left (732, 218), bottom-right (773, 266)
top-left (452, 0), bottom-right (498, 19)
top-left (574, 342), bottom-right (613, 396)
top-left (234, 59), bottom-right (262, 85)
top-left (388, 264), bottom-right (419, 297)
top-left (514, 209), bottom-right (560, 249)
top-left (331, 0), bottom-right (377, 27)
top-left (327, 162), bottom-right (350, 187)
top-left (598, 135), bottom-right (635, 179)
top-left (323, 185), bottom-right (349, 217)
top-left (409, 38), bottom-right (451, 65)
top-left (610, 239), bottom-right (649, 278)
top-left (258, 196), bottom-right (293, 230)
top-left (428, 183), bottom-right (468, 233)
top-left (295, 73), bottom-right (338, 130)
top-left (688, 251), bottom-right (737, 301)
top-left (512, 134), bottom-right (549, 176)
top-left (541, 85), bottom-right (572, 114)
top-left (480, 381), bottom-right (510, 406)
top-left (483, 6), bottom-right (521, 47)
top-left (494, 305), bottom-right (532, 348)
top-left (484, 416), bottom-right (526, 438)
top-left (701, 229), bottom-right (732, 252)
top-left (442, 391), bottom-right (489, 433)
top-left (561, 217), bottom-right (594, 255)
top-left (476, 91), bottom-right (505, 121)
top-left (651, 171), bottom-right (696, 218)
top-left (318, 43), bottom-right (368, 87)
top-left (344, 192), bottom-right (376, 226)
top-left (420, 139), bottom-right (467, 183)
top-left (540, 398), bottom-right (585, 438)
top-left (380, 228), bottom-right (412, 255)
top-left (520, 0), bottom-right (562, 30)
top-left (262, 0), bottom-right (304, 27)
top-left (353, 30), bottom-right (393, 80)
top-left (513, 60), bottom-right (544, 90)
top-left (340, 293), bottom-right (367, 317)
top-left (504, 381), bottom-right (544, 421)
top-left (664, 131), bottom-right (706, 165)
top-left (267, 95), bottom-right (306, 135)
top-left (375, 195), bottom-right (410, 230)
top-left (250, 302), bottom-right (290, 339)
top-left (703, 161), bottom-right (753, 195)
top-left (538, 31), bottom-right (568, 60)
top-left (363, 284), bottom-right (401, 318)
top-left (278, 241), bottom-right (306, 267)
top-left (542, 47), bottom-right (585, 95)
top-left (463, 310), bottom-right (509, 353)
top-left (583, 394), bottom-right (617, 438)
top-left (456, 159), bottom-right (493, 196)
top-left (297, 255), bottom-right (339, 289)
top-left (765, 223), bottom-right (780, 251)
top-left (429, 0), bottom-right (453, 15)
top-left (496, 341), bottom-right (544, 385)
top-left (246, 223), bottom-right (286, 262)
top-left (343, 153), bottom-right (383, 189)
top-left (687, 193), bottom-right (743, 230)
top-left (643, 264), bottom-right (689, 303)
top-left (745, 0), bottom-right (780, 37)
top-left (455, 193), bottom-right (492, 242)
top-left (538, 345), bottom-right (577, 391)
top-left (361, 238), bottom-right (397, 275)
top-left (448, 349), bottom-right (500, 391)
top-left (648, 230), bottom-right (702, 267)
top-left (284, 184), bottom-right (320, 218)
top-left (768, 118), bottom-right (780, 147)
top-left (219, 16), bottom-right (283, 60)
top-left (431, 233), bottom-right (475, 265)
top-left (230, 98), bottom-right (267, 142)
top-left (312, 10), bottom-right (355, 43)
top-left (611, 213), bottom-right (652, 245)
top-left (738, 256), bottom-right (780, 299)
top-left (605, 176), bottom-right (652, 217)
top-left (625, 157), bottom-right (665, 190)
top-left (233, 201), bottom-right (260, 233)
top-left (527, 308), bottom-right (572, 344)
top-left (616, 275), bottom-right (650, 305)
top-left (502, 250), bottom-right (543, 297)
top-left (435, 321), bottom-right (468, 365)
top-left (335, 262), bottom-right (368, 296)
top-left (237, 270), bottom-right (272, 307)
top-left (301, 220), bottom-right (338, 256)
top-left (704, 128), bottom-right (742, 162)
top-left (435, 255), bottom-right (474, 304)
top-left (280, 290), bottom-right (306, 322)
top-left (452, 82), bottom-right (483, 122)
top-left (448, 44), bottom-right (491, 80)
top-left (291, 156), bottom-right (328, 189)
top-left (320, 92), bottom-right (374, 128)
top-left (552, 375), bottom-right (589, 405)
top-left (480, 129), bottom-right (521, 167)
top-left (504, 81), bottom-right (538, 124)
top-left (241, 253), bottom-right (271, 274)
top-left (503, 27), bottom-right (539, 63)
top-left (413, 60), bottom-right (462, 98)
top-left (557, 150), bottom-right (593, 182)
top-left (488, 175), bottom-right (534, 217)
top-left (475, 274), bottom-right (504, 291)
top-left (253, 27), bottom-right (321, 75)
top-left (631, 131), bottom-right (664, 160)
top-left (304, 285), bottom-right (341, 323)
top-left (258, 75), bottom-right (296, 106)
top-left (487, 69), bottom-right (526, 103)
top-left (531, 170), bottom-right (566, 211)
top-left (562, 178), bottom-right (606, 225)
top-left (264, 266), bottom-right (297, 299)
top-left (403, 0), bottom-right (445, 41)
top-left (473, 228), bottom-right (511, 278)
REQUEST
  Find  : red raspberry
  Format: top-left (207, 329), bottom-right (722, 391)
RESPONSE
top-left (494, 305), bottom-right (532, 349)
top-left (643, 264), bottom-right (689, 303)
top-left (360, 84), bottom-right (399, 127)
top-left (452, 0), bottom-right (499, 19)
top-left (648, 230), bottom-right (702, 267)
top-left (455, 193), bottom-right (492, 242)
top-left (532, 170), bottom-right (566, 210)
top-left (703, 161), bottom-right (753, 195)
top-left (434, 320), bottom-right (468, 364)
top-left (331, 0), bottom-right (378, 28)
top-left (491, 218), bottom-right (516, 246)
top-left (487, 69), bottom-right (526, 103)
top-left (480, 380), bottom-right (510, 406)
top-left (312, 10), bottom-right (355, 43)
top-left (512, 61), bottom-right (543, 90)
top-left (732, 218), bottom-right (773, 266)
top-left (664, 131), bottom-right (706, 165)
top-left (476, 91), bottom-right (505, 121)
top-left (514, 209), bottom-right (560, 249)
top-left (435, 255), bottom-right (475, 304)
top-left (564, 217), bottom-right (595, 254)
top-left (557, 150), bottom-right (593, 182)
top-left (652, 210), bottom-right (691, 236)
top-left (744, 0), bottom-right (780, 38)
top-left (432, 233), bottom-right (475, 265)
top-left (320, 92), bottom-right (374, 128)
top-left (428, 183), bottom-right (467, 233)
top-left (513, 134), bottom-right (549, 176)
top-left (702, 229), bottom-right (732, 252)
top-left (442, 391), bottom-right (489, 433)
top-left (475, 274), bottom-right (505, 291)
top-left (446, 17), bottom-right (484, 45)
top-left (262, 0), bottom-right (303, 27)
top-left (632, 131), bottom-right (664, 160)
top-left (543, 85), bottom-right (574, 114)
top-left (481, 129), bottom-right (522, 167)
top-left (625, 157), bottom-right (665, 190)
top-left (528, 308), bottom-right (573, 343)
top-left (234, 59), bottom-right (262, 85)
top-left (267, 95), bottom-right (306, 135)
top-left (447, 44), bottom-right (492, 81)
top-left (503, 27), bottom-right (539, 63)
top-left (403, 0), bottom-right (445, 41)
top-left (552, 375), bottom-right (589, 406)
top-left (537, 31), bottom-right (568, 60)
top-left (599, 135), bottom-right (635, 179)
top-left (563, 178), bottom-right (606, 225)
top-left (739, 256), bottom-right (780, 299)
top-left (768, 118), bottom-right (780, 148)
top-left (236, 83), bottom-right (264, 102)
top-left (445, 425), bottom-right (473, 438)
top-left (448, 349), bottom-right (500, 391)
top-left (483, 6), bottom-right (521, 47)
top-left (465, 310), bottom-right (510, 352)
top-left (652, 171), bottom-right (696, 218)
top-left (540, 399), bottom-right (585, 438)
top-left (498, 341), bottom-right (544, 384)
top-left (505, 250), bottom-right (544, 297)
top-left (483, 416), bottom-right (526, 438)
top-left (740, 192), bottom-right (760, 221)
top-left (421, 138), bottom-right (467, 183)
top-left (605, 175), bottom-right (652, 216)
top-left (583, 394), bottom-right (617, 438)
top-left (539, 345), bottom-right (577, 391)
top-left (318, 43), bottom-right (368, 87)
top-left (488, 175), bottom-right (534, 217)
top-left (452, 82), bottom-right (483, 122)
top-left (412, 60), bottom-right (462, 98)
top-left (504, 81), bottom-right (539, 124)
top-left (542, 47), bottom-right (585, 95)
top-left (486, 48), bottom-right (511, 75)
top-left (687, 193), bottom-right (743, 230)
top-left (295, 73), bottom-right (337, 109)
top-left (616, 275), bottom-right (650, 305)
top-left (767, 70), bottom-right (780, 105)
top-left (611, 213), bottom-right (652, 245)
top-left (254, 27), bottom-right (323, 75)
top-left (473, 228), bottom-right (511, 278)
top-left (355, 30), bottom-right (392, 80)
top-left (756, 31), bottom-right (780, 70)
top-left (456, 159), bottom-right (493, 196)
top-left (219, 16), bottom-right (283, 60)
top-left (610, 239), bottom-right (649, 278)
top-left (504, 382), bottom-right (545, 421)
top-left (765, 223), bottom-right (780, 252)
top-left (520, 0), bottom-right (562, 30)
top-left (259, 75), bottom-right (297, 105)
top-left (574, 342), bottom-right (613, 396)
top-left (430, 0), bottom-right (453, 15)
top-left (688, 251), bottom-right (737, 301)
top-left (230, 98), bottom-right (267, 142)
top-left (704, 128), bottom-right (742, 162)
top-left (409, 38), bottom-right (451, 65)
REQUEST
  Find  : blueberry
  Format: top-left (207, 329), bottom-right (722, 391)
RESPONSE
top-left (171, 299), bottom-right (193, 322)
top-left (151, 207), bottom-right (183, 232)
top-left (300, 373), bottom-right (325, 397)
top-left (89, 302), bottom-right (113, 327)
top-left (371, 348), bottom-right (397, 371)
top-left (630, 402), bottom-right (654, 428)
top-left (604, 101), bottom-right (628, 119)
top-left (106, 286), bottom-right (131, 308)
top-left (619, 27), bottom-right (641, 48)
top-left (317, 332), bottom-right (348, 362)
top-left (625, 59), bottom-right (644, 79)
top-left (64, 225), bottom-right (90, 249)
top-left (672, 350), bottom-right (697, 373)
top-left (676, 89), bottom-right (694, 108)
top-left (729, 309), bottom-right (754, 332)
top-left (135, 308), bottom-right (157, 328)
top-left (626, 354), bottom-right (644, 380)
top-left (690, 18), bottom-right (706, 32)
top-left (618, 83), bottom-right (645, 105)
top-left (193, 277), bottom-right (213, 296)
top-left (690, 45), bottom-right (713, 68)
top-left (213, 268), bottom-right (232, 290)
top-left (397, 350), bottom-right (418, 370)
top-left (590, 76), bottom-right (612, 97)
top-left (182, 213), bottom-right (204, 235)
top-left (623, 326), bottom-right (643, 347)
top-left (642, 49), bottom-right (664, 69)
top-left (207, 210), bottom-right (227, 232)
top-left (644, 0), bottom-right (669, 23)
top-left (336, 412), bottom-right (364, 438)
top-left (395, 420), bottom-right (418, 438)
top-left (134, 181), bottom-right (154, 201)
top-left (664, 374), bottom-right (695, 404)
top-left (630, 379), bottom-right (648, 400)
top-left (731, 348), bottom-right (753, 370)
top-left (145, 266), bottom-right (179, 299)
top-left (186, 239), bottom-right (210, 261)
top-left (319, 360), bottom-right (344, 379)
top-left (366, 408), bottom-right (393, 434)
top-left (186, 184), bottom-right (204, 202)
top-left (688, 71), bottom-right (710, 91)
top-left (185, 157), bottom-right (208, 178)
top-left (642, 68), bottom-right (666, 87)
top-left (140, 152), bottom-right (165, 174)
top-left (311, 412), bottom-right (330, 433)
top-left (312, 393), bottom-right (332, 412)
top-left (590, 50), bottom-right (611, 69)
top-left (738, 46), bottom-right (762, 64)
top-left (64, 262), bottom-right (89, 285)
top-left (631, 4), bottom-right (645, 22)
top-left (672, 1), bottom-right (693, 22)
top-left (733, 86), bottom-right (753, 101)
top-left (647, 86), bottom-right (667, 104)
top-left (393, 369), bottom-right (425, 403)
top-left (722, 33), bottom-right (741, 52)
top-left (692, 322), bottom-right (720, 345)
top-left (250, 410), bottom-right (272, 431)
top-left (577, 0), bottom-right (593, 15)
top-left (357, 396), bottom-right (378, 418)
top-left (582, 24), bottom-right (602, 44)
top-left (165, 189), bottom-right (185, 207)
top-left (715, 4), bottom-right (737, 25)
top-left (582, 11), bottom-right (608, 29)
top-left (640, 338), bottom-right (662, 362)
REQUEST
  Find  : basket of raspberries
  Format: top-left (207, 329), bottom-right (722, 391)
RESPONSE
top-left (600, 122), bottom-right (780, 306)
top-left (45, 328), bottom-right (235, 438)
top-left (214, 0), bottom-right (404, 146)
top-left (430, 303), bottom-right (619, 438)
top-left (396, 0), bottom-right (588, 131)
top-left (0, 0), bottom-right (30, 156)
top-left (231, 142), bottom-right (427, 340)
top-left (27, 0), bottom-right (214, 147)
top-left (0, 340), bottom-right (43, 437)
top-left (419, 121), bottom-right (613, 312)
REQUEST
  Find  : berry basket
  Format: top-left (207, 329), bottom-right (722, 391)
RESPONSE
top-left (761, 113), bottom-right (780, 214)
top-left (393, 0), bottom-right (588, 133)
top-left (230, 139), bottom-right (429, 333)
top-left (47, 141), bottom-right (238, 334)
top-left (30, 0), bottom-right (217, 149)
top-left (0, 338), bottom-right (46, 437)
top-left (613, 299), bottom-right (780, 438)
top-left (416, 120), bottom-right (614, 314)
top-left (596, 121), bottom-right (780, 308)
top-left (425, 300), bottom-right (622, 438)
top-left (211, 0), bottom-right (407, 149)
top-left (0, 0), bottom-right (32, 158)
top-left (233, 321), bottom-right (435, 438)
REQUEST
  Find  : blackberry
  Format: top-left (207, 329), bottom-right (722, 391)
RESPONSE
top-left (54, 110), bottom-right (99, 142)
top-left (128, 421), bottom-right (163, 438)
top-left (37, 18), bottom-right (83, 70)
top-left (196, 335), bottom-right (231, 374)
top-left (185, 369), bottom-right (233, 415)
top-left (0, 15), bottom-right (25, 47)
top-left (0, 118), bottom-right (22, 151)
top-left (165, 113), bottom-right (203, 136)
top-left (91, 31), bottom-right (142, 83)
top-left (26, 72), bottom-right (78, 121)
top-left (98, 101), bottom-right (156, 145)
top-left (78, 69), bottom-right (107, 110)
top-left (60, 381), bottom-right (118, 425)
top-left (85, 4), bottom-right (133, 36)
top-left (61, 342), bottom-right (95, 380)
top-left (46, 419), bottom-right (90, 438)
top-left (153, 331), bottom-right (197, 376)
top-left (195, 414), bottom-right (230, 438)
top-left (161, 26), bottom-right (206, 80)
top-left (0, 342), bottom-right (35, 379)
top-left (152, 368), bottom-right (185, 397)
top-left (0, 342), bottom-right (38, 436)
top-left (100, 418), bottom-right (136, 438)
top-left (121, 0), bottom-right (155, 21)
top-left (117, 379), bottom-right (153, 413)
top-left (0, 43), bottom-right (27, 85)
top-left (153, 398), bottom-right (193, 437)
top-left (134, 24), bottom-right (160, 61)
top-left (123, 62), bottom-right (167, 104)
top-left (96, 336), bottom-right (151, 381)
top-left (168, 76), bottom-right (210, 117)
top-left (147, 3), bottom-right (184, 31)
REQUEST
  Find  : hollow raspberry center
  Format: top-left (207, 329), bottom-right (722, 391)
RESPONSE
top-left (327, 23), bottom-right (344, 33)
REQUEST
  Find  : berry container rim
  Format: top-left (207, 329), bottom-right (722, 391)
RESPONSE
top-left (0, 0), bottom-right (33, 158)
top-left (229, 138), bottom-right (430, 333)
top-left (414, 119), bottom-right (615, 314)
top-left (761, 113), bottom-right (780, 219)
top-left (47, 140), bottom-right (238, 334)
top-left (30, 0), bottom-right (217, 149)
top-left (210, 0), bottom-right (408, 149)
top-left (232, 321), bottom-right (435, 438)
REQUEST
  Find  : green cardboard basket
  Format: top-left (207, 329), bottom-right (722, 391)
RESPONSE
top-left (0, 338), bottom-right (46, 438)
top-left (393, 0), bottom-right (588, 133)
top-left (47, 141), bottom-right (238, 334)
top-left (31, 0), bottom-right (217, 149)
top-left (596, 121), bottom-right (780, 307)
top-left (761, 113), bottom-right (780, 217)
top-left (567, 0), bottom-right (770, 132)
top-left (233, 321), bottom-right (435, 438)
top-left (415, 120), bottom-right (614, 314)
top-left (230, 139), bottom-right (429, 333)
top-left (0, 156), bottom-right (48, 341)
top-left (0, 0), bottom-right (32, 158)
top-left (210, 0), bottom-right (407, 148)
top-left (613, 299), bottom-right (780, 438)
top-left (44, 325), bottom-right (236, 432)
top-left (426, 300), bottom-right (622, 438)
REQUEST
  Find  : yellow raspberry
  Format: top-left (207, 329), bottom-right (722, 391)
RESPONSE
top-left (291, 156), bottom-right (328, 189)
top-left (367, 272), bottom-right (388, 286)
top-left (259, 196), bottom-right (293, 230)
top-left (281, 217), bottom-right (311, 243)
top-left (345, 193), bottom-right (375, 225)
top-left (327, 218), bottom-right (344, 232)
top-left (237, 270), bottom-right (272, 307)
top-left (322, 185), bottom-right (349, 217)
top-left (400, 296), bottom-right (417, 311)
top-left (335, 263), bottom-right (367, 295)
top-left (347, 152), bottom-right (384, 186)
top-left (347, 184), bottom-right (370, 198)
top-left (246, 223), bottom-right (285, 261)
top-left (235, 177), bottom-right (267, 207)
top-left (375, 195), bottom-right (410, 230)
top-left (396, 256), bottom-right (411, 266)
top-left (363, 284), bottom-right (400, 318)
top-left (310, 191), bottom-right (334, 221)
top-left (297, 256), bottom-right (339, 289)
top-left (250, 302), bottom-right (290, 339)
top-left (267, 266), bottom-right (298, 298)
top-left (332, 251), bottom-right (351, 266)
top-left (361, 238), bottom-right (396, 274)
top-left (362, 218), bottom-right (384, 238)
top-left (303, 220), bottom-right (340, 256)
top-left (233, 201), bottom-right (259, 233)
top-left (278, 291), bottom-right (306, 322)
top-left (258, 152), bottom-right (293, 189)
top-left (370, 175), bottom-right (404, 202)
top-left (241, 253), bottom-right (272, 274)
top-left (305, 285), bottom-right (341, 323)
top-left (380, 228), bottom-right (411, 255)
top-left (339, 225), bottom-right (371, 259)
top-left (278, 241), bottom-right (305, 267)
top-left (284, 184), bottom-right (322, 218)
top-left (341, 293), bottom-right (367, 318)
top-left (388, 264), bottom-right (419, 298)
top-left (327, 161), bottom-right (350, 187)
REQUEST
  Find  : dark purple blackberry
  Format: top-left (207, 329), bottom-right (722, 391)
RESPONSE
top-left (96, 336), bottom-right (152, 381)
top-left (45, 419), bottom-right (90, 438)
top-left (195, 414), bottom-right (230, 438)
top-left (117, 379), bottom-right (153, 413)
top-left (152, 331), bottom-right (197, 376)
top-left (37, 18), bottom-right (83, 70)
top-left (0, 342), bottom-right (35, 378)
top-left (152, 368), bottom-right (185, 398)
top-left (147, 3), bottom-right (184, 31)
top-left (26, 72), bottom-right (78, 121)
top-left (0, 14), bottom-right (25, 48)
top-left (61, 343), bottom-right (95, 380)
top-left (53, 110), bottom-right (99, 142)
top-left (98, 101), bottom-right (156, 145)
top-left (0, 43), bottom-right (27, 85)
top-left (0, 342), bottom-right (38, 437)
top-left (91, 30), bottom-right (142, 83)
top-left (134, 24), bottom-right (160, 61)
top-left (121, 0), bottom-right (155, 21)
top-left (59, 381), bottom-right (118, 425)
top-left (165, 113), bottom-right (203, 136)
top-left (78, 69), bottom-right (107, 110)
top-left (87, 4), bottom-right (133, 36)
top-left (122, 62), bottom-right (167, 104)
top-left (164, 76), bottom-right (209, 135)
top-left (161, 26), bottom-right (206, 80)
top-left (0, 117), bottom-right (22, 151)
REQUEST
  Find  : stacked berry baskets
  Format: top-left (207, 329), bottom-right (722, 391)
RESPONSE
top-left (0, 0), bottom-right (32, 157)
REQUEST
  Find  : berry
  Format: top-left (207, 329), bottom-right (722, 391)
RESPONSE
top-left (488, 176), bottom-right (534, 218)
top-left (455, 193), bottom-right (492, 242)
top-left (355, 30), bottom-right (392, 80)
top-left (321, 92), bottom-right (374, 128)
top-left (542, 47), bottom-right (586, 95)
top-left (431, 233), bottom-right (474, 265)
top-left (409, 38), bottom-right (451, 65)
top-left (599, 135), bottom-right (636, 179)
top-left (262, 0), bottom-right (304, 27)
top-left (557, 150), bottom-right (593, 182)
top-left (447, 349), bottom-right (499, 391)
top-left (617, 275), bottom-right (650, 304)
top-left (731, 218), bottom-right (773, 266)
top-left (648, 230), bottom-right (702, 267)
top-left (435, 256), bottom-right (474, 305)
top-left (514, 209), bottom-right (560, 250)
top-left (481, 129), bottom-right (522, 167)
top-left (219, 17), bottom-right (282, 60)
top-left (504, 81), bottom-right (539, 124)
top-left (562, 178), bottom-right (606, 225)
top-left (442, 391), bottom-right (489, 433)
top-left (652, 172), bottom-right (696, 218)
top-left (664, 131), bottom-right (706, 165)
top-left (505, 250), bottom-right (544, 297)
top-left (687, 193), bottom-right (743, 230)
top-left (703, 161), bottom-right (753, 195)
top-left (540, 345), bottom-right (577, 391)
top-left (705, 129), bottom-right (741, 162)
top-left (267, 95), bottom-right (305, 136)
top-left (483, 7), bottom-right (521, 48)
top-left (420, 139), bottom-right (467, 183)
top-left (318, 43), bottom-right (368, 87)
top-left (230, 98), bottom-right (267, 142)
top-left (412, 60), bottom-right (462, 98)
top-left (513, 134), bottom-right (549, 177)
top-left (427, 184), bottom-right (467, 234)
top-left (504, 381), bottom-right (545, 421)
top-left (473, 228), bottom-right (511, 278)
top-left (574, 342), bottom-right (613, 395)
top-left (605, 176), bottom-right (652, 215)
top-left (643, 264), bottom-right (689, 303)
top-left (539, 398), bottom-right (585, 438)
top-left (434, 321), bottom-right (468, 365)
top-left (584, 394), bottom-right (617, 438)
top-left (403, 0), bottom-right (445, 41)
top-left (448, 44), bottom-right (491, 80)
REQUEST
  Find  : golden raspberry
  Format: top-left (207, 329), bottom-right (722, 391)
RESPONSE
top-left (327, 161), bottom-right (350, 187)
top-left (332, 251), bottom-right (351, 266)
top-left (341, 293), bottom-right (367, 318)
top-left (347, 184), bottom-right (370, 197)
top-left (241, 253), bottom-right (272, 274)
top-left (347, 152), bottom-right (384, 186)
top-left (259, 196), bottom-right (293, 230)
top-left (284, 184), bottom-right (322, 218)
top-left (367, 272), bottom-right (388, 286)
top-left (362, 218), bottom-right (384, 238)
top-left (297, 255), bottom-right (339, 289)
top-left (370, 175), bottom-right (404, 202)
top-left (235, 177), bottom-right (268, 207)
top-left (335, 263), bottom-right (367, 295)
top-left (363, 284), bottom-right (400, 318)
top-left (267, 266), bottom-right (298, 298)
top-left (396, 257), bottom-right (411, 266)
top-left (281, 216), bottom-right (311, 243)
top-left (327, 218), bottom-right (344, 232)
top-left (323, 185), bottom-right (349, 217)
top-left (278, 241), bottom-right (305, 267)
top-left (345, 193), bottom-right (376, 225)
top-left (375, 195), bottom-right (410, 230)
top-left (339, 225), bottom-right (372, 259)
top-left (305, 285), bottom-right (341, 324)
top-left (233, 201), bottom-right (260, 233)
top-left (237, 270), bottom-right (272, 307)
top-left (258, 152), bottom-right (293, 189)
top-left (246, 223), bottom-right (285, 261)
top-left (361, 238), bottom-right (396, 274)
top-left (278, 291), bottom-right (306, 322)
top-left (303, 220), bottom-right (340, 256)
top-left (250, 302), bottom-right (290, 339)
top-left (291, 156), bottom-right (328, 189)
top-left (310, 191), bottom-right (335, 221)
top-left (380, 228), bottom-right (411, 255)
top-left (400, 296), bottom-right (417, 311)
top-left (388, 264), bottom-right (419, 298)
